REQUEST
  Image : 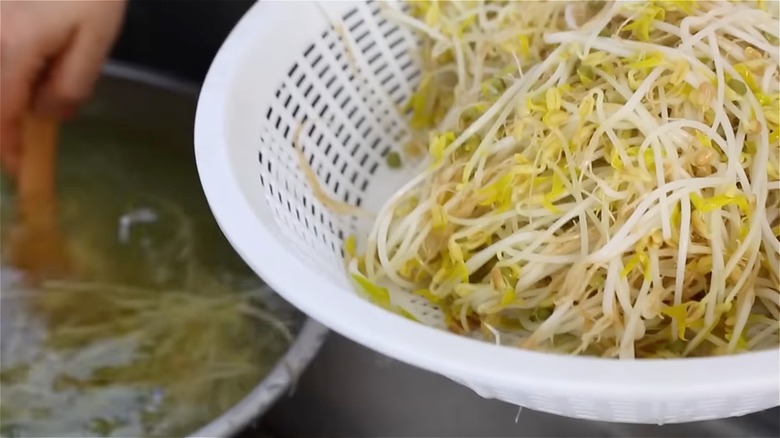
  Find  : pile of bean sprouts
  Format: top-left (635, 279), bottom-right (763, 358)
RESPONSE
top-left (347, 0), bottom-right (780, 358)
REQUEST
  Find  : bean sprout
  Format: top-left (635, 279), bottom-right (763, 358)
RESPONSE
top-left (349, 0), bottom-right (780, 358)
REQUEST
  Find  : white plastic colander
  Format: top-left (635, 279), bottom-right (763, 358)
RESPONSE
top-left (194, 0), bottom-right (780, 424)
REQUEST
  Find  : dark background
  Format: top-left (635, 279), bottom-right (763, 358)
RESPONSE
top-left (111, 0), bottom-right (254, 83)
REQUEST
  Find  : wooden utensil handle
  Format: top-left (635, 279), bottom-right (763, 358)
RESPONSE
top-left (17, 115), bottom-right (60, 222)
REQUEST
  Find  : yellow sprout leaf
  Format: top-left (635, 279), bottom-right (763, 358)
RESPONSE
top-left (625, 146), bottom-right (656, 170)
top-left (399, 258), bottom-right (426, 281)
top-left (724, 331), bottom-right (749, 350)
top-left (351, 274), bottom-right (391, 309)
top-left (425, 1), bottom-right (441, 27)
top-left (399, 309), bottom-right (419, 322)
top-left (407, 75), bottom-right (433, 129)
top-left (627, 51), bottom-right (665, 70)
top-left (458, 13), bottom-right (476, 33)
top-left (609, 148), bottom-right (624, 170)
top-left (462, 135), bottom-right (481, 154)
top-left (754, 92), bottom-right (772, 106)
top-left (695, 130), bottom-right (713, 149)
top-left (513, 153), bottom-right (530, 165)
top-left (413, 288), bottom-right (440, 304)
top-left (429, 131), bottom-right (456, 163)
top-left (660, 303), bottom-right (689, 340)
top-left (627, 70), bottom-right (643, 91)
top-left (541, 173), bottom-right (566, 213)
top-left (506, 265), bottom-right (521, 284)
top-left (478, 173), bottom-right (514, 210)
top-left (546, 87), bottom-right (562, 112)
top-left (577, 65), bottom-right (595, 85)
top-left (578, 95), bottom-right (595, 121)
top-left (582, 51), bottom-right (608, 67)
top-left (655, 0), bottom-right (695, 14)
top-left (518, 34), bottom-right (530, 57)
top-left (500, 288), bottom-right (516, 306)
top-left (622, 250), bottom-right (650, 278)
top-left (431, 204), bottom-right (447, 229)
top-left (623, 5), bottom-right (665, 41)
top-left (690, 191), bottom-right (749, 213)
top-left (734, 63), bottom-right (758, 91)
top-left (739, 221), bottom-right (751, 241)
top-left (447, 239), bottom-right (469, 282)
top-left (670, 201), bottom-right (682, 228)
top-left (543, 109), bottom-right (568, 128)
top-left (343, 235), bottom-right (357, 258)
top-left (670, 59), bottom-right (689, 86)
top-left (526, 96), bottom-right (546, 113)
top-left (453, 284), bottom-right (475, 297)
top-left (448, 238), bottom-right (465, 264)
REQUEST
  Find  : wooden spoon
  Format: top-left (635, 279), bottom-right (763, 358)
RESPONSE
top-left (8, 114), bottom-right (71, 280)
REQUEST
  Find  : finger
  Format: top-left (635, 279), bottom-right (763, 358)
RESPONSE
top-left (33, 12), bottom-right (124, 118)
top-left (0, 3), bottom-right (71, 180)
top-left (0, 32), bottom-right (41, 180)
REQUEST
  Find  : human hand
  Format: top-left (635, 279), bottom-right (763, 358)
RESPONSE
top-left (0, 0), bottom-right (126, 180)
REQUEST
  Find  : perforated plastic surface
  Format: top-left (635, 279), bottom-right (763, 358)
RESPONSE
top-left (248, 1), bottom-right (447, 329)
top-left (254, 1), bottom-right (416, 277)
top-left (195, 0), bottom-right (780, 424)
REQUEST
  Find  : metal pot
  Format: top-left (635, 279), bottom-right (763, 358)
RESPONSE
top-left (0, 62), bottom-right (328, 438)
top-left (100, 63), bottom-right (329, 438)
